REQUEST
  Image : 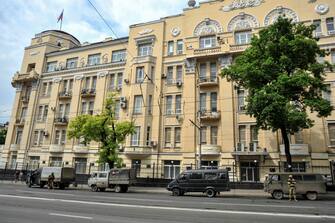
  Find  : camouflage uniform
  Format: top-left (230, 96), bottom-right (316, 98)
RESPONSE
top-left (288, 175), bottom-right (297, 201)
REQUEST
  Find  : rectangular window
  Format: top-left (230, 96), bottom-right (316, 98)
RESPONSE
top-left (200, 93), bottom-right (207, 112)
top-left (91, 76), bottom-right (97, 89)
top-left (109, 74), bottom-right (115, 90)
top-left (136, 67), bottom-right (144, 83)
top-left (37, 106), bottom-right (43, 121)
top-left (332, 51), bottom-right (335, 64)
top-left (88, 101), bottom-right (94, 115)
top-left (60, 130), bottom-right (66, 145)
top-left (175, 127), bottom-right (181, 147)
top-left (313, 20), bottom-right (322, 36)
top-left (166, 66), bottom-right (173, 84)
top-left (84, 77), bottom-right (90, 89)
top-left (46, 61), bottom-right (57, 72)
top-left (117, 73), bottom-right (123, 88)
top-left (81, 101), bottom-right (87, 114)
top-left (199, 63), bottom-right (207, 80)
top-left (133, 95), bottom-right (143, 114)
top-left (54, 130), bottom-right (60, 144)
top-left (250, 125), bottom-right (258, 142)
top-left (131, 126), bottom-right (140, 146)
top-left (47, 82), bottom-right (52, 96)
top-left (284, 162), bottom-right (306, 172)
top-left (210, 62), bottom-right (217, 81)
top-left (146, 126), bottom-right (151, 146)
top-left (200, 127), bottom-right (207, 145)
top-left (33, 131), bottom-right (39, 146)
top-left (28, 156), bottom-right (40, 170)
top-left (210, 92), bottom-right (217, 112)
top-left (177, 40), bottom-right (183, 54)
top-left (112, 50), bottom-right (126, 62)
top-left (87, 54), bottom-right (101, 66)
top-left (43, 106), bottom-right (48, 121)
top-left (329, 123), bottom-right (335, 146)
top-left (168, 41), bottom-right (174, 56)
top-left (176, 66), bottom-right (183, 82)
top-left (66, 57), bottom-right (78, 69)
top-left (50, 157), bottom-right (62, 167)
top-left (199, 35), bottom-right (216, 48)
top-left (115, 101), bottom-right (120, 119)
top-left (238, 89), bottom-right (245, 111)
top-left (175, 95), bottom-right (182, 114)
top-left (165, 96), bottom-right (173, 115)
top-left (138, 43), bottom-right (152, 56)
top-left (74, 158), bottom-right (87, 174)
top-left (38, 131), bottom-right (44, 145)
top-left (239, 125), bottom-right (246, 145)
top-left (294, 130), bottom-right (304, 144)
top-left (210, 126), bottom-right (218, 145)
top-left (42, 83), bottom-right (48, 96)
top-left (165, 127), bottom-right (172, 147)
top-left (323, 84), bottom-right (331, 103)
top-left (148, 95), bottom-right (153, 114)
top-left (326, 17), bottom-right (335, 34)
top-left (235, 31), bottom-right (252, 45)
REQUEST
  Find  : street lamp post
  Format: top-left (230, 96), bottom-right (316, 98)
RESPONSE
top-left (189, 119), bottom-right (201, 169)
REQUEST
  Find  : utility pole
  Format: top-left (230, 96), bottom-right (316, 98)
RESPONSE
top-left (189, 119), bottom-right (201, 169)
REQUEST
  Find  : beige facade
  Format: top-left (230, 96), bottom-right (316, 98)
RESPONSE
top-left (2, 0), bottom-right (335, 181)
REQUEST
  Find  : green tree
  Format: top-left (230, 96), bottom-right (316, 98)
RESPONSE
top-left (67, 94), bottom-right (135, 169)
top-left (221, 18), bottom-right (333, 171)
top-left (0, 128), bottom-right (7, 144)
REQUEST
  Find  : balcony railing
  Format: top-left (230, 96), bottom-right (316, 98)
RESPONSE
top-left (232, 142), bottom-right (268, 156)
top-left (49, 144), bottom-right (65, 153)
top-left (229, 44), bottom-right (250, 53)
top-left (194, 46), bottom-right (222, 55)
top-left (54, 117), bottom-right (68, 125)
top-left (198, 77), bottom-right (219, 87)
top-left (199, 110), bottom-right (221, 120)
top-left (59, 91), bottom-right (72, 99)
top-left (73, 144), bottom-right (89, 154)
top-left (81, 88), bottom-right (96, 97)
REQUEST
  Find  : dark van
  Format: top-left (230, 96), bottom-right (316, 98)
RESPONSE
top-left (167, 169), bottom-right (230, 198)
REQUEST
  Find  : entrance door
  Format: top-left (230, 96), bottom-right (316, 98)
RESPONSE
top-left (240, 161), bottom-right (260, 182)
top-left (164, 160), bottom-right (180, 179)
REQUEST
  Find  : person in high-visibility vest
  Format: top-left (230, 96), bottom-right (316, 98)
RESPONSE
top-left (288, 175), bottom-right (297, 201)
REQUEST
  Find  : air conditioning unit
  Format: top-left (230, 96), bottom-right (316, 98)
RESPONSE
top-left (249, 142), bottom-right (258, 152)
top-left (237, 142), bottom-right (245, 152)
top-left (176, 81), bottom-right (183, 87)
top-left (124, 78), bottom-right (129, 84)
top-left (120, 96), bottom-right (127, 102)
top-left (120, 101), bottom-right (127, 109)
top-left (150, 141), bottom-right (157, 147)
top-left (239, 105), bottom-right (246, 111)
top-left (43, 131), bottom-right (49, 137)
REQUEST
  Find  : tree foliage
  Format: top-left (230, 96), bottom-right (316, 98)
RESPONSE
top-left (221, 17), bottom-right (333, 170)
top-left (67, 94), bottom-right (135, 169)
top-left (0, 128), bottom-right (7, 144)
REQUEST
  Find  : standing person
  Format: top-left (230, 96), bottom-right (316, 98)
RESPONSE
top-left (288, 175), bottom-right (297, 201)
top-left (14, 170), bottom-right (20, 183)
top-left (19, 171), bottom-right (23, 182)
top-left (48, 173), bottom-right (55, 189)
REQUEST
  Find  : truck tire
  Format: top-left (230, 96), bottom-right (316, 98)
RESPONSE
top-left (272, 190), bottom-right (284, 200)
top-left (91, 185), bottom-right (98, 192)
top-left (115, 185), bottom-right (122, 193)
top-left (172, 188), bottom-right (181, 196)
top-left (121, 186), bottom-right (128, 193)
top-left (205, 188), bottom-right (216, 198)
top-left (306, 192), bottom-right (318, 201)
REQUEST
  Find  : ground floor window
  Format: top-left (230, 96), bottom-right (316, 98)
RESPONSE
top-left (49, 157), bottom-right (63, 167)
top-left (201, 160), bottom-right (218, 169)
top-left (164, 160), bottom-right (180, 179)
top-left (10, 154), bottom-right (17, 169)
top-left (240, 161), bottom-right (260, 182)
top-left (28, 156), bottom-right (40, 170)
top-left (74, 158), bottom-right (87, 174)
top-left (283, 162), bottom-right (306, 172)
top-left (131, 159), bottom-right (141, 176)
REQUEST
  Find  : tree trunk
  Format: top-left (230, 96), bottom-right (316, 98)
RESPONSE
top-left (281, 127), bottom-right (292, 172)
top-left (108, 161), bottom-right (114, 170)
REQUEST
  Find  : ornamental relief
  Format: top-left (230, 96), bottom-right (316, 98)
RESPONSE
top-left (264, 7), bottom-right (299, 26)
top-left (221, 0), bottom-right (264, 12)
top-left (194, 19), bottom-right (223, 36)
top-left (227, 13), bottom-right (259, 32)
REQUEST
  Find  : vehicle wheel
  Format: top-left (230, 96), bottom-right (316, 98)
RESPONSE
top-left (99, 188), bottom-right (106, 192)
top-left (115, 185), bottom-right (122, 193)
top-left (272, 190), bottom-right (284, 200)
top-left (91, 185), bottom-right (98, 192)
top-left (59, 184), bottom-right (65, 190)
top-left (121, 186), bottom-right (128, 193)
top-left (172, 188), bottom-right (181, 196)
top-left (306, 192), bottom-right (318, 201)
top-left (206, 188), bottom-right (216, 198)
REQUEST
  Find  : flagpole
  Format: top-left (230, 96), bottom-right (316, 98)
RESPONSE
top-left (60, 18), bottom-right (62, 30)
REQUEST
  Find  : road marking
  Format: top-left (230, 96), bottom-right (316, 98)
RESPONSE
top-left (49, 213), bottom-right (92, 220)
top-left (16, 190), bottom-right (75, 196)
top-left (0, 194), bottom-right (333, 219)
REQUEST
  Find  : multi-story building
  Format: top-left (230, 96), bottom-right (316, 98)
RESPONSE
top-left (2, 0), bottom-right (335, 181)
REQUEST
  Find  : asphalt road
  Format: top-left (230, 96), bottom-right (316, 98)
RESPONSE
top-left (0, 184), bottom-right (335, 223)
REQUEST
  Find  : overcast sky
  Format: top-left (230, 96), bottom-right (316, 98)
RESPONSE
top-left (0, 0), bottom-right (188, 123)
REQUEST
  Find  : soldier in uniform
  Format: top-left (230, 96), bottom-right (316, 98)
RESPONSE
top-left (48, 172), bottom-right (55, 189)
top-left (288, 175), bottom-right (297, 201)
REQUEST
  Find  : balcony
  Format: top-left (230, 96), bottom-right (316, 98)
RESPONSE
top-left (199, 110), bottom-right (221, 121)
top-left (229, 44), bottom-right (250, 53)
top-left (198, 77), bottom-right (219, 87)
top-left (232, 142), bottom-right (269, 156)
top-left (81, 88), bottom-right (96, 97)
top-left (280, 144), bottom-right (309, 156)
top-left (132, 55), bottom-right (157, 64)
top-left (59, 91), bottom-right (72, 99)
top-left (200, 145), bottom-right (221, 156)
top-left (193, 46), bottom-right (222, 56)
top-left (10, 144), bottom-right (20, 152)
top-left (15, 118), bottom-right (25, 126)
top-left (73, 144), bottom-right (89, 154)
top-left (54, 117), bottom-right (68, 125)
top-left (12, 70), bottom-right (39, 86)
top-left (123, 146), bottom-right (153, 156)
top-left (49, 144), bottom-right (64, 153)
